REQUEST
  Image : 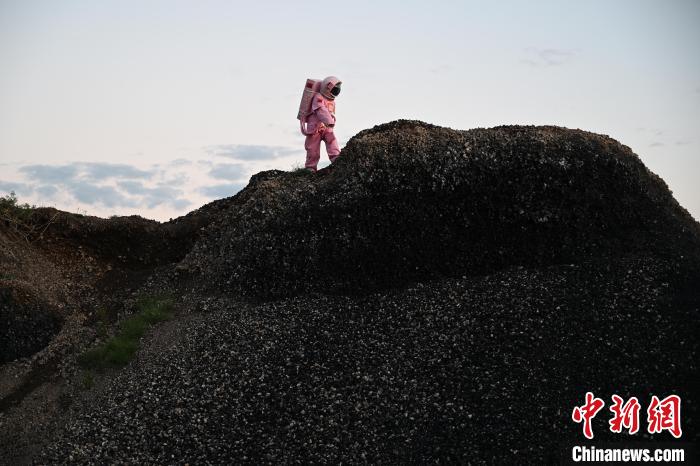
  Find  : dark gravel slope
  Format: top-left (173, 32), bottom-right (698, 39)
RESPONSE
top-left (41, 254), bottom-right (699, 464)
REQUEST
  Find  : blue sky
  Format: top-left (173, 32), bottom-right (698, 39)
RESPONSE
top-left (1, 0), bottom-right (698, 220)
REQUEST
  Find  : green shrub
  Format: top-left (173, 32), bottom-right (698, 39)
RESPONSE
top-left (119, 316), bottom-right (148, 340)
top-left (137, 295), bottom-right (174, 323)
top-left (78, 295), bottom-right (173, 371)
top-left (0, 191), bottom-right (36, 229)
top-left (102, 336), bottom-right (139, 365)
top-left (0, 191), bottom-right (34, 212)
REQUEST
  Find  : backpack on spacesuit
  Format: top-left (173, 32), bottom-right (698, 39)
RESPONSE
top-left (297, 78), bottom-right (321, 136)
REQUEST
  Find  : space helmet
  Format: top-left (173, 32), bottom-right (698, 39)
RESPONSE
top-left (320, 76), bottom-right (342, 100)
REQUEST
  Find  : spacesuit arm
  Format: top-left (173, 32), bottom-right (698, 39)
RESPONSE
top-left (312, 97), bottom-right (336, 126)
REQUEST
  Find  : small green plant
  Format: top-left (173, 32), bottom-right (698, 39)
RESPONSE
top-left (292, 168), bottom-right (313, 177)
top-left (79, 294), bottom-right (174, 371)
top-left (290, 163), bottom-right (313, 177)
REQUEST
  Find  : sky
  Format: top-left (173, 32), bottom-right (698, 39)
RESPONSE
top-left (1, 0), bottom-right (698, 221)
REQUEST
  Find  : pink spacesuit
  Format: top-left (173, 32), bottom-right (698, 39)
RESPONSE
top-left (302, 76), bottom-right (342, 172)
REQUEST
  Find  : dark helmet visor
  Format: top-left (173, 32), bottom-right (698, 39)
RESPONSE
top-left (331, 85), bottom-right (341, 96)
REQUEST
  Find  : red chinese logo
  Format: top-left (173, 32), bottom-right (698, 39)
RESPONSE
top-left (609, 395), bottom-right (640, 434)
top-left (572, 393), bottom-right (682, 439)
top-left (647, 395), bottom-right (682, 438)
top-left (572, 392), bottom-right (605, 439)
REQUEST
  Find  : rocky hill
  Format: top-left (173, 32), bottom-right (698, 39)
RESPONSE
top-left (183, 120), bottom-right (700, 298)
top-left (1, 120), bottom-right (698, 464)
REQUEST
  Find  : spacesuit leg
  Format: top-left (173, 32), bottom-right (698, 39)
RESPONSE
top-left (305, 131), bottom-right (322, 171)
top-left (323, 130), bottom-right (341, 163)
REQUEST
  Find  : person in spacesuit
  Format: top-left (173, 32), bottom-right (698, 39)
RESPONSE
top-left (304, 76), bottom-right (342, 172)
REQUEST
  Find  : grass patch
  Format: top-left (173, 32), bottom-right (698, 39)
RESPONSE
top-left (290, 163), bottom-right (313, 177)
top-left (79, 294), bottom-right (173, 371)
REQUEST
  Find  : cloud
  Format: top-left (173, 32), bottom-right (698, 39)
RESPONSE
top-left (0, 180), bottom-right (34, 196)
top-left (10, 160), bottom-right (200, 214)
top-left (19, 162), bottom-right (153, 184)
top-left (20, 164), bottom-right (79, 184)
top-left (35, 185), bottom-right (58, 197)
top-left (68, 181), bottom-right (138, 208)
top-left (205, 144), bottom-right (301, 161)
top-left (522, 47), bottom-right (577, 67)
top-left (199, 183), bottom-right (246, 199)
top-left (83, 163), bottom-right (154, 180)
top-left (9, 149), bottom-right (278, 217)
top-left (675, 140), bottom-right (691, 146)
top-left (649, 142), bottom-right (664, 147)
top-left (170, 158), bottom-right (192, 167)
top-left (117, 180), bottom-right (190, 209)
top-left (117, 180), bottom-right (157, 195)
top-left (161, 172), bottom-right (189, 185)
top-left (208, 163), bottom-right (247, 180)
top-left (170, 198), bottom-right (192, 210)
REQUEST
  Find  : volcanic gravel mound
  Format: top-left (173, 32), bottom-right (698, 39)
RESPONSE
top-left (183, 120), bottom-right (700, 298)
top-left (40, 256), bottom-right (700, 464)
top-left (5, 120), bottom-right (698, 464)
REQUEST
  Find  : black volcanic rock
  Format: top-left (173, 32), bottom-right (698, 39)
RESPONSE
top-left (183, 120), bottom-right (700, 298)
